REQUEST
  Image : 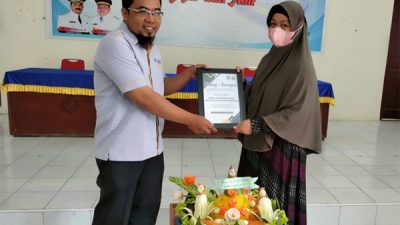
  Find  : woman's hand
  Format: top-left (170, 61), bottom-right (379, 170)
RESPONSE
top-left (233, 119), bottom-right (252, 135)
top-left (235, 66), bottom-right (245, 82)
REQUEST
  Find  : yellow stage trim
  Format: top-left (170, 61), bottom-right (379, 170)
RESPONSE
top-left (1, 84), bottom-right (95, 96)
top-left (1, 85), bottom-right (335, 106)
top-left (165, 92), bottom-right (198, 99)
top-left (319, 97), bottom-right (336, 106)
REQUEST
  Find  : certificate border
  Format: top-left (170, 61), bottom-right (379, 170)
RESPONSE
top-left (197, 68), bottom-right (246, 129)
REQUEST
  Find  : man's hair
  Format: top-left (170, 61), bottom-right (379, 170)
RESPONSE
top-left (122, 0), bottom-right (162, 9)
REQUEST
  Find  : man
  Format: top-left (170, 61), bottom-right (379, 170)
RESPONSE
top-left (57, 0), bottom-right (90, 34)
top-left (90, 0), bottom-right (120, 35)
top-left (92, 0), bottom-right (217, 225)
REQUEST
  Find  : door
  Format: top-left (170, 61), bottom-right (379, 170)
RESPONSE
top-left (380, 0), bottom-right (400, 120)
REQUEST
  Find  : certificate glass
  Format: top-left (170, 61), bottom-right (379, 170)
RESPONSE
top-left (197, 68), bottom-right (246, 128)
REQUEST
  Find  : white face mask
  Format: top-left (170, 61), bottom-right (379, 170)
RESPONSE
top-left (268, 24), bottom-right (303, 47)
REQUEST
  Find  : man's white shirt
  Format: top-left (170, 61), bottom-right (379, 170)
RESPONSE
top-left (57, 11), bottom-right (90, 33)
top-left (90, 14), bottom-right (120, 33)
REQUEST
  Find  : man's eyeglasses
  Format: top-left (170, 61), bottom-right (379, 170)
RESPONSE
top-left (128, 8), bottom-right (164, 17)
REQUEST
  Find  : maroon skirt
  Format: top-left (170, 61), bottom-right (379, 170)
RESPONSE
top-left (237, 136), bottom-right (310, 225)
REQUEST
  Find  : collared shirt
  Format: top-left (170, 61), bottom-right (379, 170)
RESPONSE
top-left (94, 23), bottom-right (165, 161)
top-left (57, 11), bottom-right (90, 33)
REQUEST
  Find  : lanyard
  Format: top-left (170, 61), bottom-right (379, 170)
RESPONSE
top-left (146, 46), bottom-right (160, 151)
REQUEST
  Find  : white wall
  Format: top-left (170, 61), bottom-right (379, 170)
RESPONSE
top-left (0, 0), bottom-right (395, 120)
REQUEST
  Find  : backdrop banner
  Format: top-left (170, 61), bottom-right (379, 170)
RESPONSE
top-left (47, 0), bottom-right (327, 51)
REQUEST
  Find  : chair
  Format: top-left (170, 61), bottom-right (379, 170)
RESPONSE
top-left (61, 58), bottom-right (85, 70)
top-left (242, 67), bottom-right (257, 78)
top-left (176, 64), bottom-right (192, 74)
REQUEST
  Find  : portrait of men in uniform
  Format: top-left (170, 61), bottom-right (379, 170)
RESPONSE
top-left (57, 0), bottom-right (90, 34)
top-left (90, 0), bottom-right (120, 35)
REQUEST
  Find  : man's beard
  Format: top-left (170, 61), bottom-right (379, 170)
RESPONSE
top-left (135, 33), bottom-right (155, 49)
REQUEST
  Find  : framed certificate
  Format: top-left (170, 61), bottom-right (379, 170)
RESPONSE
top-left (197, 68), bottom-right (246, 128)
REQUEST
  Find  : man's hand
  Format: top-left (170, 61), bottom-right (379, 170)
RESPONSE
top-left (180, 64), bottom-right (208, 80)
top-left (233, 119), bottom-right (252, 135)
top-left (164, 64), bottom-right (208, 96)
top-left (187, 115), bottom-right (217, 134)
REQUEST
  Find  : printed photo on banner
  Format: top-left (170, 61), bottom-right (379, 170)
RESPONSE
top-left (47, 0), bottom-right (122, 39)
top-left (157, 0), bottom-right (327, 52)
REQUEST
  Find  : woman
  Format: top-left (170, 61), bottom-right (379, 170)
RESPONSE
top-left (233, 1), bottom-right (322, 225)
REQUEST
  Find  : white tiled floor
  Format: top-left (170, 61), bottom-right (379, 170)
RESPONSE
top-left (0, 114), bottom-right (399, 225)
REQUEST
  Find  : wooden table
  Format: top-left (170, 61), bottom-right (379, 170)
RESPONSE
top-left (170, 203), bottom-right (177, 225)
top-left (7, 92), bottom-right (95, 136)
top-left (3, 68), bottom-right (95, 136)
top-left (2, 69), bottom-right (335, 138)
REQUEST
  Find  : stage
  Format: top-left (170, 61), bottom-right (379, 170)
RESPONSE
top-left (2, 68), bottom-right (335, 139)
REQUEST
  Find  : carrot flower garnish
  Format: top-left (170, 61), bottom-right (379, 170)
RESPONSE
top-left (183, 175), bottom-right (196, 185)
top-left (228, 189), bottom-right (237, 197)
